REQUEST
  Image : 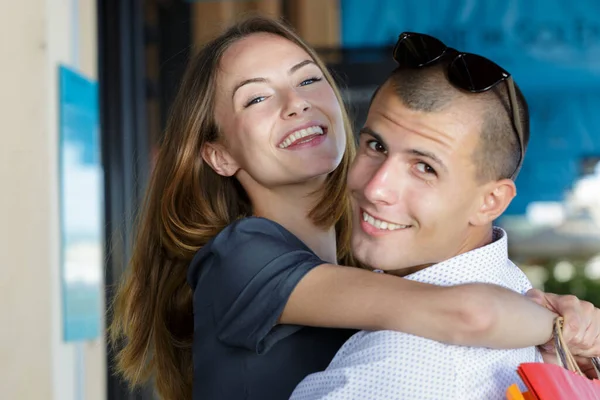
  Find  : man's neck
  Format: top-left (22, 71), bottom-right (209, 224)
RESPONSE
top-left (387, 225), bottom-right (495, 277)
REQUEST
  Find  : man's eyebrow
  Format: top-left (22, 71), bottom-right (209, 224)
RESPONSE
top-left (406, 149), bottom-right (448, 172)
top-left (359, 127), bottom-right (388, 148)
top-left (232, 60), bottom-right (316, 99)
top-left (361, 126), bottom-right (448, 171)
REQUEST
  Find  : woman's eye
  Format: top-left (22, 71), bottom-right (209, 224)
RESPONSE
top-left (415, 162), bottom-right (436, 175)
top-left (245, 96), bottom-right (266, 107)
top-left (299, 77), bottom-right (322, 86)
top-left (367, 140), bottom-right (387, 154)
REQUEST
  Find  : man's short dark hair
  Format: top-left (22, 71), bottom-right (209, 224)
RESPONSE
top-left (375, 61), bottom-right (530, 181)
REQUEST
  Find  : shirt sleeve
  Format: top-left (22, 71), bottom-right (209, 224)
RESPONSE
top-left (188, 217), bottom-right (324, 354)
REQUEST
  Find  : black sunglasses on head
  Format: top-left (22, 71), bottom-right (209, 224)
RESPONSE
top-left (392, 32), bottom-right (525, 179)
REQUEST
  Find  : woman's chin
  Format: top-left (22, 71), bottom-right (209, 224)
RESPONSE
top-left (284, 168), bottom-right (334, 188)
top-left (303, 160), bottom-right (342, 180)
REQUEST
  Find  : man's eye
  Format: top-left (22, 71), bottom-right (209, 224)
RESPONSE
top-left (415, 162), bottom-right (436, 175)
top-left (367, 140), bottom-right (387, 154)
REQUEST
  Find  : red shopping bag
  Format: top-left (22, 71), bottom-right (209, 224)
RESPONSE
top-left (507, 317), bottom-right (600, 400)
top-left (518, 362), bottom-right (600, 399)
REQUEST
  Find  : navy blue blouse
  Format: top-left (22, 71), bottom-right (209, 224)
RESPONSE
top-left (188, 217), bottom-right (355, 400)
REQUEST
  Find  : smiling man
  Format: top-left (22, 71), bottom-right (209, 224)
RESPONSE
top-left (291, 32), bottom-right (544, 399)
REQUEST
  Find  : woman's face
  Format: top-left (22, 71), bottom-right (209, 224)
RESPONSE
top-left (210, 33), bottom-right (346, 189)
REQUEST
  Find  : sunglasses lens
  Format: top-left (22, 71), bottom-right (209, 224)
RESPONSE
top-left (448, 53), bottom-right (508, 92)
top-left (394, 33), bottom-right (447, 68)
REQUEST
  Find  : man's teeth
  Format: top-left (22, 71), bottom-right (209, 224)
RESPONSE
top-left (279, 126), bottom-right (324, 148)
top-left (362, 212), bottom-right (409, 231)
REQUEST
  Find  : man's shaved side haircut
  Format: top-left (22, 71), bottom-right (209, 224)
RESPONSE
top-left (376, 62), bottom-right (530, 181)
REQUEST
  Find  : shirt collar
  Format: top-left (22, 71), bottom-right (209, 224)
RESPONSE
top-left (405, 227), bottom-right (510, 286)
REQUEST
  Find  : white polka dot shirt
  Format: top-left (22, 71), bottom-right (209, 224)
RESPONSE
top-left (290, 228), bottom-right (542, 400)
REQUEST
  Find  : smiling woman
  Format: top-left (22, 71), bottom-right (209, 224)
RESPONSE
top-left (108, 15), bottom-right (579, 400)
top-left (204, 33), bottom-right (346, 194)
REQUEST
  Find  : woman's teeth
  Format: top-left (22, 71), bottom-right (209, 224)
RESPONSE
top-left (279, 126), bottom-right (324, 149)
top-left (363, 211), bottom-right (409, 231)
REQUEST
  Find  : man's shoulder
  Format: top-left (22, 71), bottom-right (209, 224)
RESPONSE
top-left (505, 257), bottom-right (534, 293)
top-left (335, 329), bottom-right (540, 397)
top-left (405, 235), bottom-right (532, 294)
top-left (292, 330), bottom-right (459, 399)
top-left (331, 330), bottom-right (454, 367)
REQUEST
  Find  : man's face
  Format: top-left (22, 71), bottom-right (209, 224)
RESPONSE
top-left (348, 84), bottom-right (492, 272)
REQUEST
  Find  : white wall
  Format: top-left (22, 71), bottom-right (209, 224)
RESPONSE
top-left (0, 0), bottom-right (105, 399)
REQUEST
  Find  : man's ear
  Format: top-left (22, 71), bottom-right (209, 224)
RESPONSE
top-left (470, 179), bottom-right (516, 226)
top-left (201, 142), bottom-right (239, 177)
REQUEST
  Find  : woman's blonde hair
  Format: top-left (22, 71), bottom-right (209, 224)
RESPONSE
top-left (109, 15), bottom-right (356, 400)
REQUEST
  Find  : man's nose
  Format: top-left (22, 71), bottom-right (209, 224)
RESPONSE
top-left (363, 160), bottom-right (401, 206)
top-left (282, 89), bottom-right (311, 119)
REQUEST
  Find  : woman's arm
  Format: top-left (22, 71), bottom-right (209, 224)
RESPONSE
top-left (280, 264), bottom-right (556, 349)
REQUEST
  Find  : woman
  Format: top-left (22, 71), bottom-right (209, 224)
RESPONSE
top-left (110, 16), bottom-right (597, 400)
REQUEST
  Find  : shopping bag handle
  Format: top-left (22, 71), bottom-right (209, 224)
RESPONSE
top-left (554, 317), bottom-right (600, 379)
top-left (592, 357), bottom-right (600, 378)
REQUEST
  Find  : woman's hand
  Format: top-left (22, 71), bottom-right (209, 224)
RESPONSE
top-left (526, 289), bottom-right (600, 358)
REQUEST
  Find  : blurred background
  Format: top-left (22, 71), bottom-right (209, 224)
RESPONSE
top-left (1, 0), bottom-right (599, 399)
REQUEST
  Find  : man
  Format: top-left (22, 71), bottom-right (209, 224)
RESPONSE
top-left (291, 32), bottom-right (599, 399)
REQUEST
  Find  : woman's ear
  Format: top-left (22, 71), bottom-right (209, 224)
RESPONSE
top-left (201, 142), bottom-right (239, 177)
